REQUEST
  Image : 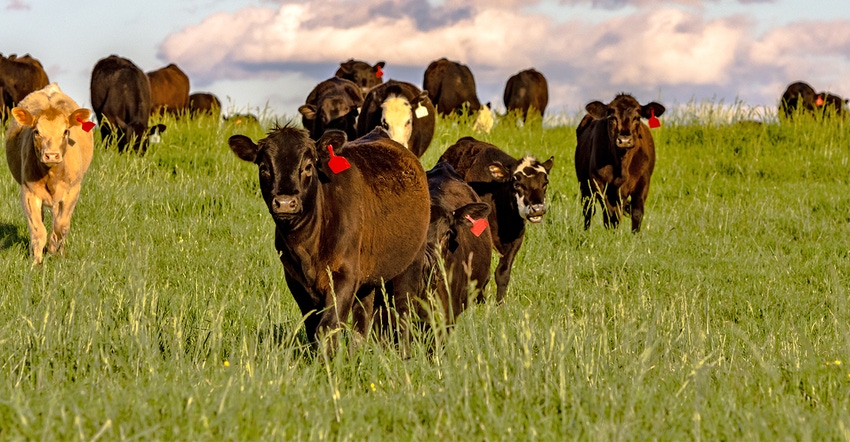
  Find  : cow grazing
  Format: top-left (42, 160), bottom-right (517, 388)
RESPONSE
top-left (356, 80), bottom-right (436, 157)
top-left (423, 58), bottom-right (482, 116)
top-left (4, 84), bottom-right (94, 265)
top-left (0, 53), bottom-right (50, 119)
top-left (504, 69), bottom-right (548, 122)
top-left (299, 77), bottom-right (363, 141)
top-left (228, 126), bottom-right (430, 349)
top-left (574, 93), bottom-right (664, 232)
top-left (335, 59), bottom-right (385, 94)
top-left (189, 92), bottom-right (221, 117)
top-left (147, 63), bottom-right (190, 116)
top-left (439, 137), bottom-right (554, 303)
top-left (779, 81), bottom-right (818, 119)
top-left (91, 55), bottom-right (166, 154)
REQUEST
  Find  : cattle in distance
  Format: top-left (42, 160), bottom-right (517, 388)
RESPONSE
top-left (356, 80), bottom-right (436, 157)
top-left (335, 59), bottom-right (385, 94)
top-left (779, 81), bottom-right (848, 119)
top-left (574, 93), bottom-right (664, 232)
top-left (0, 53), bottom-right (50, 119)
top-left (90, 55), bottom-right (166, 154)
top-left (147, 63), bottom-right (190, 116)
top-left (4, 84), bottom-right (94, 265)
top-left (439, 137), bottom-right (554, 303)
top-left (503, 68), bottom-right (549, 122)
top-left (423, 58), bottom-right (482, 116)
top-left (298, 77), bottom-right (363, 141)
top-left (189, 92), bottom-right (222, 117)
top-left (227, 126), bottom-right (430, 351)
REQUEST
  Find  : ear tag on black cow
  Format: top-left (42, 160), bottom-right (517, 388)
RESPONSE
top-left (327, 144), bottom-right (351, 174)
top-left (465, 214), bottom-right (489, 237)
top-left (375, 65), bottom-right (384, 79)
top-left (77, 117), bottom-right (95, 133)
top-left (816, 96), bottom-right (825, 107)
top-left (415, 104), bottom-right (429, 119)
top-left (648, 109), bottom-right (661, 129)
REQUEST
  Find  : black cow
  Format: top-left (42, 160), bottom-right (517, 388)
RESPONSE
top-left (356, 80), bottom-right (436, 157)
top-left (779, 81), bottom-right (818, 119)
top-left (90, 55), bottom-right (166, 154)
top-left (575, 93), bottom-right (664, 232)
top-left (503, 68), bottom-right (548, 122)
top-left (423, 58), bottom-right (482, 115)
top-left (228, 126), bottom-right (430, 350)
top-left (189, 92), bottom-right (222, 117)
top-left (439, 137), bottom-right (554, 303)
top-left (816, 91), bottom-right (848, 117)
top-left (298, 77), bottom-right (363, 140)
top-left (0, 53), bottom-right (50, 119)
top-left (335, 59), bottom-right (385, 94)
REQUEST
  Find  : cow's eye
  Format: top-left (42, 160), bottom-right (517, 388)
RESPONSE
top-left (513, 182), bottom-right (523, 191)
top-left (259, 163), bottom-right (270, 177)
top-left (303, 162), bottom-right (313, 176)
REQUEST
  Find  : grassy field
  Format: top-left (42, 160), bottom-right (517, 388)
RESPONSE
top-left (1, 106), bottom-right (849, 440)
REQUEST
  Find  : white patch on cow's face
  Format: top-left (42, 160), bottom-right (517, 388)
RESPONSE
top-left (515, 192), bottom-right (531, 220)
top-left (515, 156), bottom-right (547, 177)
top-left (512, 156), bottom-right (549, 223)
top-left (381, 94), bottom-right (413, 148)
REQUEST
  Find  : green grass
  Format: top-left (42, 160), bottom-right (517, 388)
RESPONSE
top-left (1, 107), bottom-right (850, 440)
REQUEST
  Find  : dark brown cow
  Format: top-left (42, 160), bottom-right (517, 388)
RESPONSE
top-left (779, 81), bottom-right (817, 119)
top-left (147, 63), bottom-right (190, 116)
top-left (423, 58), bottom-right (482, 115)
top-left (816, 91), bottom-right (848, 117)
top-left (299, 77), bottom-right (363, 141)
top-left (503, 68), bottom-right (548, 122)
top-left (0, 53), bottom-right (50, 119)
top-left (91, 55), bottom-right (166, 154)
top-left (575, 93), bottom-right (664, 232)
top-left (356, 80), bottom-right (436, 157)
top-left (228, 126), bottom-right (430, 350)
top-left (440, 137), bottom-right (554, 303)
top-left (335, 59), bottom-right (385, 94)
top-left (189, 92), bottom-right (221, 117)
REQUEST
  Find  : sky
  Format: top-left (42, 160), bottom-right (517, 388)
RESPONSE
top-left (3, 0), bottom-right (850, 120)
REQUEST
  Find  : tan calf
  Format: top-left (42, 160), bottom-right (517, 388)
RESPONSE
top-left (4, 84), bottom-right (94, 264)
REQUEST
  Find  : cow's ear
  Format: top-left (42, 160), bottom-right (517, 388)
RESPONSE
top-left (541, 156), bottom-right (555, 173)
top-left (299, 104), bottom-right (317, 120)
top-left (585, 101), bottom-right (608, 119)
top-left (641, 102), bottom-right (666, 119)
top-left (413, 91), bottom-right (429, 106)
top-left (487, 161), bottom-right (511, 182)
top-left (316, 130), bottom-right (349, 176)
top-left (228, 135), bottom-right (259, 163)
top-left (11, 107), bottom-right (34, 126)
top-left (149, 124), bottom-right (167, 135)
top-left (68, 109), bottom-right (91, 127)
top-left (375, 61), bottom-right (386, 69)
top-left (454, 202), bottom-right (491, 223)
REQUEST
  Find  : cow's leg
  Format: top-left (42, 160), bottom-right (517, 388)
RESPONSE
top-left (494, 237), bottom-right (524, 303)
top-left (284, 275), bottom-right (322, 345)
top-left (351, 286), bottom-right (375, 337)
top-left (48, 184), bottom-right (82, 257)
top-left (580, 180), bottom-right (595, 230)
top-left (630, 180), bottom-right (650, 232)
top-left (316, 271), bottom-right (358, 354)
top-left (602, 185), bottom-right (621, 229)
top-left (21, 191), bottom-right (47, 265)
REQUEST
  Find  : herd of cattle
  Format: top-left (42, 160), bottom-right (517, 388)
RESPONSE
top-left (2, 51), bottom-right (848, 351)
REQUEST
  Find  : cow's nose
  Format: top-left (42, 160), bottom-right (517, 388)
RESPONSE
top-left (272, 195), bottom-right (301, 214)
top-left (42, 152), bottom-right (62, 164)
top-left (616, 135), bottom-right (633, 146)
top-left (528, 204), bottom-right (547, 217)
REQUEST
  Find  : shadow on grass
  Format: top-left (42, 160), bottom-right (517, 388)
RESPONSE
top-left (0, 222), bottom-right (28, 251)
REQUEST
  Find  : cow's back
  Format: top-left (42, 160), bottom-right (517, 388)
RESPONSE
top-left (147, 64), bottom-right (190, 115)
top-left (439, 137), bottom-right (515, 182)
top-left (91, 56), bottom-right (151, 139)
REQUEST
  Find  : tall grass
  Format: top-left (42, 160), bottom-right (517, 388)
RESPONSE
top-left (1, 103), bottom-right (849, 440)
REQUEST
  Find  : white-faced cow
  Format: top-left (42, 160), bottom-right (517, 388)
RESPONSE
top-left (90, 55), bottom-right (166, 154)
top-left (299, 77), bottom-right (363, 141)
top-left (356, 80), bottom-right (436, 157)
top-left (574, 93), bottom-right (664, 232)
top-left (503, 68), bottom-right (548, 122)
top-left (1, 53), bottom-right (50, 119)
top-left (335, 59), bottom-right (385, 94)
top-left (439, 137), bottom-right (554, 303)
top-left (228, 126), bottom-right (430, 350)
top-left (147, 63), bottom-right (190, 116)
top-left (4, 84), bottom-right (94, 265)
top-left (423, 58), bottom-right (482, 116)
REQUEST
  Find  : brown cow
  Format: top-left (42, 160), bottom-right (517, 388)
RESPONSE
top-left (228, 126), bottom-right (430, 351)
top-left (147, 63), bottom-right (190, 116)
top-left (423, 58), bottom-right (482, 115)
top-left (1, 53), bottom-right (50, 119)
top-left (335, 59), bottom-right (385, 94)
top-left (574, 93), bottom-right (664, 232)
top-left (299, 77), bottom-right (363, 140)
top-left (504, 68), bottom-right (548, 122)
top-left (4, 84), bottom-right (94, 265)
top-left (189, 92), bottom-right (221, 117)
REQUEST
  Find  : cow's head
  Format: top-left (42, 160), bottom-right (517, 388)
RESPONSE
top-left (338, 60), bottom-right (386, 93)
top-left (586, 94), bottom-right (665, 149)
top-left (485, 156), bottom-right (555, 223)
top-left (229, 126), bottom-right (326, 224)
top-left (380, 91), bottom-right (428, 148)
top-left (299, 95), bottom-right (359, 139)
top-left (12, 106), bottom-right (91, 167)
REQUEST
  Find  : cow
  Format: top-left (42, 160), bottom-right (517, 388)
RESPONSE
top-left (779, 81), bottom-right (818, 119)
top-left (335, 59), bottom-right (385, 94)
top-left (574, 93), bottom-right (665, 232)
top-left (227, 125), bottom-right (430, 351)
top-left (439, 137), bottom-right (554, 303)
top-left (298, 77), bottom-right (363, 141)
top-left (356, 80), bottom-right (436, 157)
top-left (189, 92), bottom-right (221, 117)
top-left (4, 84), bottom-right (94, 265)
top-left (504, 69), bottom-right (549, 122)
top-left (91, 55), bottom-right (166, 154)
top-left (816, 91), bottom-right (848, 117)
top-left (423, 58), bottom-right (482, 116)
top-left (147, 63), bottom-right (190, 116)
top-left (0, 53), bottom-right (50, 119)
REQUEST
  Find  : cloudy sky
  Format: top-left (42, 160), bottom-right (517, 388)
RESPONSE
top-left (2, 0), bottom-right (849, 119)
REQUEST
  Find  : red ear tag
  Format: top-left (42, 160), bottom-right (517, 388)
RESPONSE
top-left (375, 66), bottom-right (384, 79)
top-left (648, 109), bottom-right (660, 129)
top-left (327, 144), bottom-right (350, 174)
top-left (77, 117), bottom-right (96, 132)
top-left (465, 214), bottom-right (489, 237)
top-left (816, 96), bottom-right (825, 107)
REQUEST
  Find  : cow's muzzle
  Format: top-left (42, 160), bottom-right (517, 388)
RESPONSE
top-left (526, 204), bottom-right (547, 223)
top-left (616, 135), bottom-right (635, 148)
top-left (271, 195), bottom-right (301, 215)
top-left (41, 152), bottom-right (63, 166)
